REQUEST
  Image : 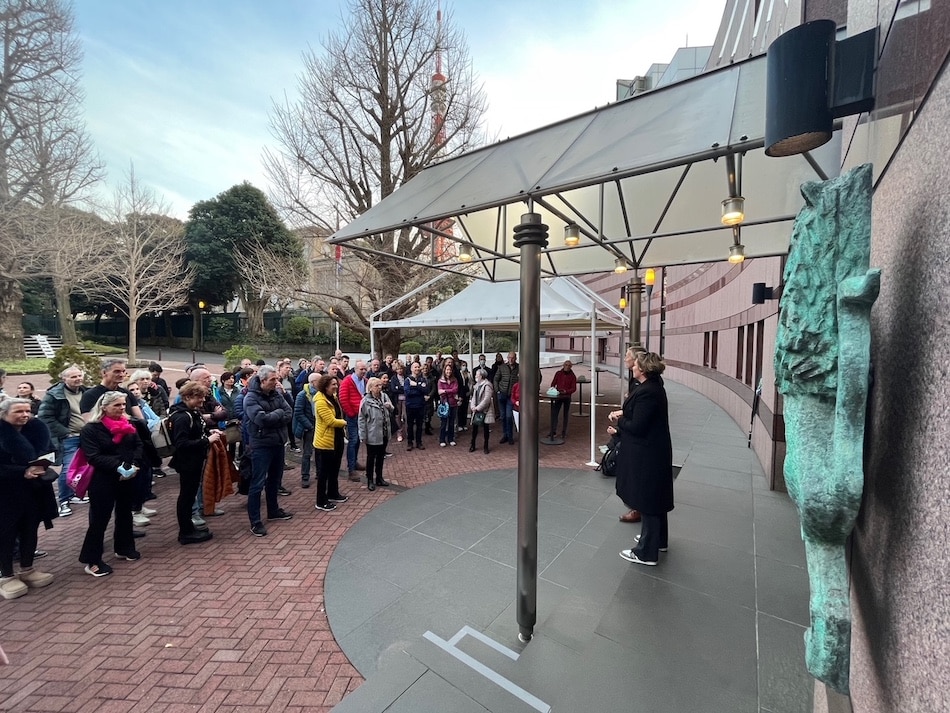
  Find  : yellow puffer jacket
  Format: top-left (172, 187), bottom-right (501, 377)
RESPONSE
top-left (313, 392), bottom-right (346, 450)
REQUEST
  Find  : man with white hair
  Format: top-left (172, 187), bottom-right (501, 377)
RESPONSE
top-left (38, 365), bottom-right (88, 515)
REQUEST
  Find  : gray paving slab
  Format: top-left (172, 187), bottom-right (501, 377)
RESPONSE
top-left (757, 613), bottom-right (815, 713)
top-left (329, 378), bottom-right (812, 713)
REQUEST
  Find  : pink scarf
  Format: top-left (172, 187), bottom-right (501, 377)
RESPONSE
top-left (101, 415), bottom-right (137, 444)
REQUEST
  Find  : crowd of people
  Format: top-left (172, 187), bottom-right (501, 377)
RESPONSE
top-left (0, 348), bottom-right (589, 596)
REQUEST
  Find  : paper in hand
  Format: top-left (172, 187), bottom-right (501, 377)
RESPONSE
top-left (28, 453), bottom-right (56, 467)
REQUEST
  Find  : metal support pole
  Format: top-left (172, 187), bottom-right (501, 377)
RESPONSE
top-left (628, 275), bottom-right (643, 351)
top-left (513, 212), bottom-right (547, 643)
top-left (645, 283), bottom-right (654, 353)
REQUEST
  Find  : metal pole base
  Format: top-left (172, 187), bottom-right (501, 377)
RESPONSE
top-left (518, 628), bottom-right (533, 643)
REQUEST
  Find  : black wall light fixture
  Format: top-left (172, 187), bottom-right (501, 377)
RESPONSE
top-left (765, 20), bottom-right (877, 157)
top-left (752, 282), bottom-right (778, 304)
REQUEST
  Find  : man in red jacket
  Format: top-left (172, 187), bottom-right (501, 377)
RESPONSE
top-left (338, 360), bottom-right (368, 481)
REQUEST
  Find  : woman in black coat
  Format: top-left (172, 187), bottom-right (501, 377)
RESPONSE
top-left (168, 381), bottom-right (218, 545)
top-left (78, 391), bottom-right (144, 577)
top-left (0, 398), bottom-right (57, 600)
top-left (607, 350), bottom-right (673, 566)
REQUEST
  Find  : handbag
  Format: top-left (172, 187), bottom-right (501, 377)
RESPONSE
top-left (225, 421), bottom-right (242, 444)
top-left (65, 449), bottom-right (94, 498)
top-left (472, 411), bottom-right (486, 427)
top-left (151, 417), bottom-right (175, 458)
top-left (437, 401), bottom-right (450, 418)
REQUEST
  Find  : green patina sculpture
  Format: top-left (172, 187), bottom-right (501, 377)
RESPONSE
top-left (774, 163), bottom-right (880, 695)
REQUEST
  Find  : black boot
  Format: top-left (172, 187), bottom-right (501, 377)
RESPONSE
top-left (367, 476), bottom-right (375, 491)
top-left (469, 438), bottom-right (476, 452)
top-left (376, 477), bottom-right (390, 487)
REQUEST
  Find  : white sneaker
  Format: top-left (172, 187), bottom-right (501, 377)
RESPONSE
top-left (58, 502), bottom-right (73, 517)
top-left (68, 496), bottom-right (89, 505)
top-left (192, 515), bottom-right (207, 527)
top-left (449, 441), bottom-right (457, 446)
top-left (138, 505), bottom-right (157, 517)
top-left (132, 512), bottom-right (151, 527)
top-left (619, 549), bottom-right (657, 565)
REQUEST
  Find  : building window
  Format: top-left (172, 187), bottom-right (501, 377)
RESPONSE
top-left (711, 331), bottom-right (719, 370)
top-left (703, 332), bottom-right (711, 367)
top-left (569, 337), bottom-right (575, 350)
top-left (745, 323), bottom-right (755, 386)
top-left (754, 319), bottom-right (765, 387)
top-left (736, 326), bottom-right (745, 379)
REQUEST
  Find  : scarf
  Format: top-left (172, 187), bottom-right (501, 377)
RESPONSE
top-left (101, 415), bottom-right (137, 444)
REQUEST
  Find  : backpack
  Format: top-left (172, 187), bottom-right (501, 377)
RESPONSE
top-left (597, 436), bottom-right (620, 477)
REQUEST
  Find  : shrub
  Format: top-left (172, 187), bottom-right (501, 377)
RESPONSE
top-left (399, 340), bottom-right (423, 355)
top-left (207, 317), bottom-right (236, 342)
top-left (283, 316), bottom-right (312, 344)
top-left (222, 344), bottom-right (264, 371)
top-left (47, 346), bottom-right (107, 387)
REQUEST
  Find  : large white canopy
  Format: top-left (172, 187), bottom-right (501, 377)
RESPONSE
top-left (329, 53), bottom-right (839, 279)
top-left (373, 277), bottom-right (627, 331)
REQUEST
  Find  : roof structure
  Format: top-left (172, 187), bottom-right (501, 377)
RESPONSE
top-left (329, 53), bottom-right (839, 281)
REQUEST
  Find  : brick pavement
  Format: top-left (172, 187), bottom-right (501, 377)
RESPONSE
top-left (0, 369), bottom-right (615, 712)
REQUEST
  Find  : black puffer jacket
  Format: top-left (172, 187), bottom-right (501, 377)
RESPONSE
top-left (167, 402), bottom-right (209, 475)
top-left (242, 375), bottom-right (292, 448)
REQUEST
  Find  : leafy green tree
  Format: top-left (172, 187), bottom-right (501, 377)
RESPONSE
top-left (184, 182), bottom-right (303, 340)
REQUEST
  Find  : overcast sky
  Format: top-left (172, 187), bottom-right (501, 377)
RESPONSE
top-left (73, 0), bottom-right (726, 219)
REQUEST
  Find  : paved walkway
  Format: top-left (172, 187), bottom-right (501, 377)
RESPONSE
top-left (0, 351), bottom-right (812, 712)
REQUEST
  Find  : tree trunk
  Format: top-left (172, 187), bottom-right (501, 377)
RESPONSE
top-left (191, 305), bottom-right (201, 349)
top-left (52, 277), bottom-right (79, 345)
top-left (245, 297), bottom-right (266, 338)
top-left (128, 306), bottom-right (138, 362)
top-left (379, 329), bottom-right (402, 361)
top-left (0, 278), bottom-right (26, 359)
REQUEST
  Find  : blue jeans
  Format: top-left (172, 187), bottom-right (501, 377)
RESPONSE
top-left (496, 392), bottom-right (514, 440)
top-left (247, 444), bottom-right (285, 526)
top-left (300, 428), bottom-right (315, 481)
top-left (345, 416), bottom-right (360, 471)
top-left (439, 406), bottom-right (457, 444)
top-left (57, 435), bottom-right (81, 503)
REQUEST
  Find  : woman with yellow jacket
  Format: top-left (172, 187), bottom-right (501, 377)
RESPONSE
top-left (312, 375), bottom-right (347, 512)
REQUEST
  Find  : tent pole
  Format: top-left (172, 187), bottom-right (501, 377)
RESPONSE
top-left (468, 328), bottom-right (474, 373)
top-left (587, 303), bottom-right (598, 467)
top-left (513, 212), bottom-right (547, 643)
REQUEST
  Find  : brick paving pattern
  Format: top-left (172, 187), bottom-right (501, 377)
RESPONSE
top-left (1, 360), bottom-right (613, 712)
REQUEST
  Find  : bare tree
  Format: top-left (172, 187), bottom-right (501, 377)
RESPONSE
top-left (80, 169), bottom-right (194, 362)
top-left (265, 0), bottom-right (488, 356)
top-left (7, 205), bottom-right (110, 344)
top-left (0, 0), bottom-right (103, 356)
top-left (233, 241), bottom-right (307, 321)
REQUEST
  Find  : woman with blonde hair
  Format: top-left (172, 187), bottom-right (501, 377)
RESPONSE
top-left (78, 392), bottom-right (143, 577)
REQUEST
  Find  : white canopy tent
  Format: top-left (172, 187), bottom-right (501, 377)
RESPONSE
top-left (373, 276), bottom-right (626, 466)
